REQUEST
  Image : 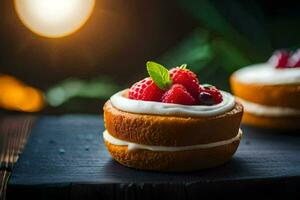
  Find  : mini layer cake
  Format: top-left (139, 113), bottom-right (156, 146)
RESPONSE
top-left (103, 62), bottom-right (243, 171)
top-left (230, 50), bottom-right (300, 129)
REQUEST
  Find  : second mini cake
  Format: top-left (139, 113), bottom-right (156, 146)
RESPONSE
top-left (103, 62), bottom-right (243, 171)
top-left (230, 50), bottom-right (300, 129)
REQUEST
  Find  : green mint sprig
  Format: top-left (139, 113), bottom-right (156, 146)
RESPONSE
top-left (146, 61), bottom-right (172, 90)
top-left (179, 64), bottom-right (187, 69)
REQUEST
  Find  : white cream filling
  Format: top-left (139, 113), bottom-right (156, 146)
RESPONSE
top-left (103, 129), bottom-right (242, 152)
top-left (237, 97), bottom-right (300, 117)
top-left (233, 63), bottom-right (300, 85)
top-left (110, 89), bottom-right (236, 117)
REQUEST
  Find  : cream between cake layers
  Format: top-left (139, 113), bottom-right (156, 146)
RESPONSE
top-left (103, 61), bottom-right (243, 171)
top-left (230, 50), bottom-right (300, 129)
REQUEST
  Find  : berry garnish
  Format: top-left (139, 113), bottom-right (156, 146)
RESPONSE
top-left (198, 92), bottom-right (215, 105)
top-left (287, 49), bottom-right (300, 68)
top-left (162, 84), bottom-right (196, 105)
top-left (129, 61), bottom-right (171, 101)
top-left (268, 50), bottom-right (290, 69)
top-left (198, 84), bottom-right (223, 105)
top-left (128, 77), bottom-right (164, 101)
top-left (169, 64), bottom-right (200, 98)
top-left (129, 61), bottom-right (222, 106)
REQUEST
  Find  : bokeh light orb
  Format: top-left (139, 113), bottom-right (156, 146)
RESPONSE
top-left (14, 0), bottom-right (95, 38)
top-left (0, 75), bottom-right (44, 112)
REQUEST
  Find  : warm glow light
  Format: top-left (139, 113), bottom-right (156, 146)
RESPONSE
top-left (0, 75), bottom-right (44, 112)
top-left (14, 0), bottom-right (95, 38)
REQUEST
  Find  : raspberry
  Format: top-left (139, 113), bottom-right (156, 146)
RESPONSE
top-left (269, 50), bottom-right (290, 68)
top-left (293, 60), bottom-right (300, 68)
top-left (128, 77), bottom-right (164, 101)
top-left (162, 84), bottom-right (196, 105)
top-left (198, 84), bottom-right (223, 105)
top-left (169, 67), bottom-right (199, 98)
top-left (287, 49), bottom-right (300, 68)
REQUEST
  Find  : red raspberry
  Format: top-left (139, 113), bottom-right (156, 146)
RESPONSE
top-left (287, 49), bottom-right (300, 68)
top-left (169, 67), bottom-right (199, 98)
top-left (162, 84), bottom-right (196, 105)
top-left (128, 77), bottom-right (164, 101)
top-left (293, 60), bottom-right (300, 68)
top-left (269, 50), bottom-right (290, 68)
top-left (198, 85), bottom-right (223, 105)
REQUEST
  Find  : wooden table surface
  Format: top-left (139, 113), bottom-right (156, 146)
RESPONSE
top-left (0, 115), bottom-right (36, 200)
top-left (2, 115), bottom-right (300, 199)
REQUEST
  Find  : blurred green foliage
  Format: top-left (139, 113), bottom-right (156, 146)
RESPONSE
top-left (46, 77), bottom-right (120, 108)
top-left (160, 0), bottom-right (300, 89)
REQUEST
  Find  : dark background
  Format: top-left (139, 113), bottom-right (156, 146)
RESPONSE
top-left (0, 0), bottom-right (300, 113)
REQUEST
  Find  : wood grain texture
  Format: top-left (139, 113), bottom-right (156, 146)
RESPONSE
top-left (7, 115), bottom-right (300, 199)
top-left (0, 115), bottom-right (36, 170)
top-left (0, 115), bottom-right (36, 200)
top-left (0, 170), bottom-right (10, 200)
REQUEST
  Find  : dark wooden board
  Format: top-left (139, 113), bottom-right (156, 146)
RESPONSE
top-left (7, 115), bottom-right (300, 199)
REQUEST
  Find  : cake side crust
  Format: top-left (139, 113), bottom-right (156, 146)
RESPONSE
top-left (242, 111), bottom-right (300, 129)
top-left (230, 75), bottom-right (300, 109)
top-left (104, 101), bottom-right (243, 146)
top-left (104, 138), bottom-right (240, 172)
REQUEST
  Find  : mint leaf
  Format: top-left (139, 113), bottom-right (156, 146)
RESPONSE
top-left (146, 61), bottom-right (172, 90)
top-left (179, 64), bottom-right (187, 69)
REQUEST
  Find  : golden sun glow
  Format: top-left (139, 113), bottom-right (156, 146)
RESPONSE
top-left (14, 0), bottom-right (95, 38)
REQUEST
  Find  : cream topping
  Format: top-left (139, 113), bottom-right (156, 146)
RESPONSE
top-left (103, 129), bottom-right (242, 152)
top-left (237, 97), bottom-right (300, 117)
top-left (233, 63), bottom-right (300, 85)
top-left (110, 89), bottom-right (236, 117)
